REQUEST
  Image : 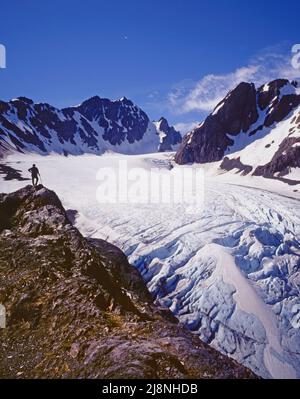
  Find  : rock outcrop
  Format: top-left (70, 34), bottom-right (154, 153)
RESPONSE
top-left (0, 185), bottom-right (255, 379)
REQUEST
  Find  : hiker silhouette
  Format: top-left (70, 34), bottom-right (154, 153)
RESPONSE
top-left (28, 164), bottom-right (40, 186)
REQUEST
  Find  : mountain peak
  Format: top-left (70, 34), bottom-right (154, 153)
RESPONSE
top-left (156, 116), bottom-right (169, 129)
top-left (10, 96), bottom-right (34, 105)
top-left (154, 117), bottom-right (182, 152)
top-left (175, 78), bottom-right (300, 171)
top-left (78, 95), bottom-right (102, 107)
top-left (158, 116), bottom-right (168, 123)
top-left (117, 96), bottom-right (134, 106)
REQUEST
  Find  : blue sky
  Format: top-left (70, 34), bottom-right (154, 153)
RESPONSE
top-left (1, 0), bottom-right (300, 132)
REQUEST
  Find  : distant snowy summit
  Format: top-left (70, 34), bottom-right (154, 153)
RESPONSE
top-left (0, 95), bottom-right (181, 157)
top-left (175, 79), bottom-right (300, 181)
top-left (154, 117), bottom-right (182, 152)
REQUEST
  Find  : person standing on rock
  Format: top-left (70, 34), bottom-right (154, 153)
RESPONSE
top-left (28, 164), bottom-right (40, 186)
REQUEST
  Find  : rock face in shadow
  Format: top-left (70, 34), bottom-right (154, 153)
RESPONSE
top-left (175, 82), bottom-right (259, 164)
top-left (253, 136), bottom-right (300, 178)
top-left (0, 163), bottom-right (30, 181)
top-left (220, 157), bottom-right (253, 175)
top-left (0, 185), bottom-right (256, 379)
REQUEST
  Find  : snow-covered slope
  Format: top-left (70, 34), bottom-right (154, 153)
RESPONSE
top-left (175, 79), bottom-right (300, 183)
top-left (1, 152), bottom-right (300, 379)
top-left (0, 96), bottom-right (179, 156)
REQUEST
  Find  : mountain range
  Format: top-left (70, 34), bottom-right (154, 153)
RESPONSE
top-left (1, 79), bottom-right (300, 185)
top-left (0, 96), bottom-right (181, 157)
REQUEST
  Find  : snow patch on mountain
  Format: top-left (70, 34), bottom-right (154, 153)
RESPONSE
top-left (226, 107), bottom-right (300, 169)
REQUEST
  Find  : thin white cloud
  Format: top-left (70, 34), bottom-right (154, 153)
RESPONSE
top-left (168, 48), bottom-right (300, 114)
top-left (147, 90), bottom-right (160, 99)
top-left (174, 121), bottom-right (199, 135)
